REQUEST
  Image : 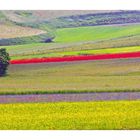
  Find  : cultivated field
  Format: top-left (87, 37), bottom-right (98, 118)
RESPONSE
top-left (9, 45), bottom-right (140, 60)
top-left (2, 24), bottom-right (140, 60)
top-left (1, 10), bottom-right (140, 130)
top-left (0, 24), bottom-right (46, 38)
top-left (0, 100), bottom-right (140, 129)
top-left (55, 24), bottom-right (140, 43)
top-left (0, 58), bottom-right (140, 94)
top-left (3, 10), bottom-right (116, 23)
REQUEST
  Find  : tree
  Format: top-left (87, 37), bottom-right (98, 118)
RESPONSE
top-left (0, 48), bottom-right (10, 76)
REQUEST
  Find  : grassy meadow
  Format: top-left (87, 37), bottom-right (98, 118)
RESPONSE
top-left (55, 24), bottom-right (140, 43)
top-left (0, 100), bottom-right (140, 129)
top-left (0, 58), bottom-right (140, 94)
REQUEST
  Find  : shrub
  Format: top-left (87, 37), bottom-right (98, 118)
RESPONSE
top-left (0, 48), bottom-right (10, 76)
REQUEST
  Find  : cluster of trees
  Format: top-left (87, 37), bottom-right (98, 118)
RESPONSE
top-left (0, 48), bottom-right (10, 76)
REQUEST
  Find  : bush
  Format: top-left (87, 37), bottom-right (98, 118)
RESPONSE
top-left (0, 48), bottom-right (10, 76)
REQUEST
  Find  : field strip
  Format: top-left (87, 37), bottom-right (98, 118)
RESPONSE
top-left (0, 25), bottom-right (46, 38)
top-left (0, 92), bottom-right (140, 103)
top-left (10, 51), bottom-right (140, 64)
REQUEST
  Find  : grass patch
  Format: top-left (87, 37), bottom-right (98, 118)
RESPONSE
top-left (0, 58), bottom-right (140, 94)
top-left (0, 100), bottom-right (140, 129)
top-left (10, 45), bottom-right (140, 60)
top-left (55, 24), bottom-right (140, 43)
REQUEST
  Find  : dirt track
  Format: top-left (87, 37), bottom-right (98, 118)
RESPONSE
top-left (0, 92), bottom-right (140, 104)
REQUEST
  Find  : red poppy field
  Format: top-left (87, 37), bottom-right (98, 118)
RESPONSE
top-left (10, 51), bottom-right (140, 64)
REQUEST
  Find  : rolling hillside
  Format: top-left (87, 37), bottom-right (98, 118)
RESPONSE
top-left (0, 11), bottom-right (54, 45)
top-left (1, 23), bottom-right (140, 60)
top-left (2, 10), bottom-right (119, 24)
top-left (1, 10), bottom-right (140, 45)
top-left (1, 10), bottom-right (140, 58)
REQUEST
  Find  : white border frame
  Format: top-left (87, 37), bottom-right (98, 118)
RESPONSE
top-left (0, 0), bottom-right (140, 10)
top-left (1, 130), bottom-right (140, 140)
top-left (0, 0), bottom-right (140, 139)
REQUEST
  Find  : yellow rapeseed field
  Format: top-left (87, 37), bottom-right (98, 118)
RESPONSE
top-left (0, 100), bottom-right (140, 129)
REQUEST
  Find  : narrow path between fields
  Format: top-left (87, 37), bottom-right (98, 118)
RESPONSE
top-left (10, 51), bottom-right (140, 64)
top-left (0, 92), bottom-right (140, 103)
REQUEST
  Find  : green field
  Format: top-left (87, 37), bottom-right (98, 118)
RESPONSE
top-left (1, 24), bottom-right (140, 60)
top-left (55, 24), bottom-right (140, 43)
top-left (0, 100), bottom-right (140, 129)
top-left (0, 58), bottom-right (140, 94)
top-left (2, 41), bottom-right (140, 60)
top-left (10, 45), bottom-right (140, 60)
